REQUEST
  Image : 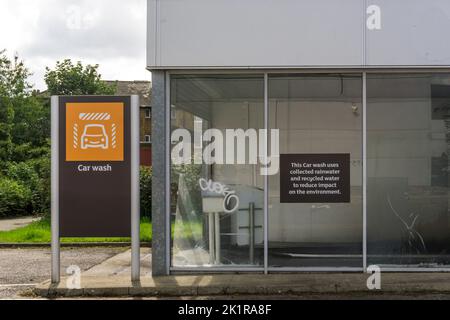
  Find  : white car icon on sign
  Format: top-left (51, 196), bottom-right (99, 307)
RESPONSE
top-left (81, 124), bottom-right (109, 150)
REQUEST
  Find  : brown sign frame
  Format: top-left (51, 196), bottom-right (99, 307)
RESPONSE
top-left (51, 95), bottom-right (141, 284)
top-left (58, 96), bottom-right (132, 237)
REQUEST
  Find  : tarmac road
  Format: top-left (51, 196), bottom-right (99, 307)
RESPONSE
top-left (0, 247), bottom-right (127, 299)
top-left (52, 294), bottom-right (450, 300)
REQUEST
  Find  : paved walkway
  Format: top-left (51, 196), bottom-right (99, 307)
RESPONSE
top-left (35, 249), bottom-right (450, 298)
top-left (0, 247), bottom-right (127, 299)
top-left (0, 217), bottom-right (39, 232)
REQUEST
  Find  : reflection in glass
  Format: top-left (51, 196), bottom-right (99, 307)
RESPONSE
top-left (268, 74), bottom-right (363, 268)
top-left (367, 74), bottom-right (450, 267)
top-left (170, 75), bottom-right (264, 268)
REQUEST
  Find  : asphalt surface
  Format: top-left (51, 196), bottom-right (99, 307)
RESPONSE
top-left (0, 217), bottom-right (38, 232)
top-left (0, 247), bottom-right (127, 299)
top-left (53, 294), bottom-right (450, 300)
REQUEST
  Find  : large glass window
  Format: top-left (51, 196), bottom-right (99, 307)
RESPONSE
top-left (268, 74), bottom-right (363, 268)
top-left (367, 74), bottom-right (450, 268)
top-left (170, 75), bottom-right (265, 268)
top-left (167, 71), bottom-right (450, 272)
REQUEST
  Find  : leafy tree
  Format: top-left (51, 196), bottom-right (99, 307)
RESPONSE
top-left (0, 50), bottom-right (32, 98)
top-left (45, 59), bottom-right (116, 95)
top-left (0, 97), bottom-right (14, 170)
top-left (0, 52), bottom-right (119, 218)
top-left (0, 50), bottom-right (50, 216)
top-left (11, 96), bottom-right (50, 148)
top-left (0, 50), bottom-right (48, 168)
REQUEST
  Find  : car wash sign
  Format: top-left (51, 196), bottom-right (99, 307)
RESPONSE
top-left (280, 154), bottom-right (351, 203)
top-left (57, 96), bottom-right (132, 237)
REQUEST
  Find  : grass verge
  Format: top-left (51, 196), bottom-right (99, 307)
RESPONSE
top-left (0, 217), bottom-right (152, 243)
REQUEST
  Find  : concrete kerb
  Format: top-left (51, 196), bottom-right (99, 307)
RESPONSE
top-left (34, 273), bottom-right (450, 298)
top-left (0, 243), bottom-right (151, 249)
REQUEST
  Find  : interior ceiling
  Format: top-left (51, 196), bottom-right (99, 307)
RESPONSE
top-left (171, 75), bottom-right (450, 118)
top-left (172, 76), bottom-right (263, 120)
top-left (172, 75), bottom-right (361, 102)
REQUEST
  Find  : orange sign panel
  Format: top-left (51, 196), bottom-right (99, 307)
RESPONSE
top-left (66, 103), bottom-right (124, 162)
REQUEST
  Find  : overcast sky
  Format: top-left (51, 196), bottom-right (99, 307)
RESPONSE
top-left (0, 0), bottom-right (149, 90)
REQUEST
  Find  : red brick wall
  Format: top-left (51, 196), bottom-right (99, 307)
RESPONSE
top-left (140, 145), bottom-right (152, 167)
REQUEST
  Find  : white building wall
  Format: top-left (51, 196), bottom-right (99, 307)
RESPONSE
top-left (148, 0), bottom-right (450, 69)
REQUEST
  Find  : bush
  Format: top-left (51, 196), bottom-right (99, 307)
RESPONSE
top-left (4, 156), bottom-right (51, 218)
top-left (0, 178), bottom-right (32, 218)
top-left (1, 162), bottom-right (151, 219)
top-left (140, 166), bottom-right (152, 219)
top-left (34, 156), bottom-right (51, 218)
top-left (11, 142), bottom-right (50, 163)
top-left (6, 161), bottom-right (39, 212)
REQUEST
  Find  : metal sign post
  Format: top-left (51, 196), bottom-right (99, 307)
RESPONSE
top-left (51, 96), bottom-right (60, 284)
top-left (51, 95), bottom-right (141, 284)
top-left (130, 95), bottom-right (141, 282)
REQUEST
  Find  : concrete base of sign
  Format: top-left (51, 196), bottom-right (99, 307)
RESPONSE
top-left (34, 249), bottom-right (450, 297)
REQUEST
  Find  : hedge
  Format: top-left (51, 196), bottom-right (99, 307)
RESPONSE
top-left (0, 178), bottom-right (32, 218)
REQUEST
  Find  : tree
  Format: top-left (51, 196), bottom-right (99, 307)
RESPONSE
top-left (0, 50), bottom-right (50, 159)
top-left (44, 59), bottom-right (116, 96)
top-left (11, 96), bottom-right (49, 148)
top-left (0, 97), bottom-right (14, 169)
top-left (0, 50), bottom-right (32, 98)
top-left (0, 50), bottom-right (49, 216)
top-left (0, 52), bottom-right (119, 218)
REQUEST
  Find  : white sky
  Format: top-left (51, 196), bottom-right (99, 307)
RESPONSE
top-left (0, 0), bottom-right (150, 90)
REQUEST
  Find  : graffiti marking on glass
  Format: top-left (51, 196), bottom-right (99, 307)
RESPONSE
top-left (172, 128), bottom-right (280, 176)
top-left (199, 178), bottom-right (240, 213)
top-left (387, 196), bottom-right (427, 254)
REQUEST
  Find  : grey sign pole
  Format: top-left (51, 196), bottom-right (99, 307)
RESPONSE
top-left (51, 96), bottom-right (60, 284)
top-left (131, 95), bottom-right (141, 281)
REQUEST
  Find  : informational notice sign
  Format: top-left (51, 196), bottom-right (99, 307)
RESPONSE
top-left (58, 96), bottom-right (132, 237)
top-left (280, 154), bottom-right (350, 203)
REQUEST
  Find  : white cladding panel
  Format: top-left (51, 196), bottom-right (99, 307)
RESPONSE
top-left (147, 0), bottom-right (364, 68)
top-left (366, 0), bottom-right (450, 66)
top-left (147, 0), bottom-right (450, 68)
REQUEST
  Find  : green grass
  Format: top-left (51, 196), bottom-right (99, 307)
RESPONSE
top-left (0, 217), bottom-right (152, 244)
top-left (172, 219), bottom-right (203, 241)
top-left (0, 216), bottom-right (205, 244)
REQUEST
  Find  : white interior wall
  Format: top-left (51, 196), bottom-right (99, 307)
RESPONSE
top-left (269, 100), bottom-right (363, 243)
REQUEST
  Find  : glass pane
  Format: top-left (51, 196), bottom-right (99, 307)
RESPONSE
top-left (268, 74), bottom-right (363, 268)
top-left (367, 73), bottom-right (450, 268)
top-left (170, 75), bottom-right (265, 268)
